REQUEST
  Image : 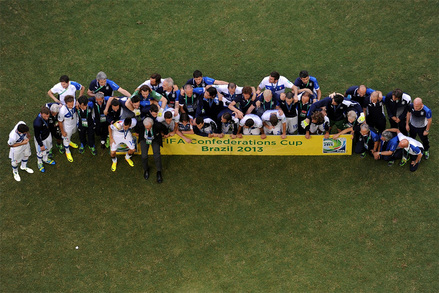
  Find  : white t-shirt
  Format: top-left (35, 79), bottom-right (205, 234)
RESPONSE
top-left (239, 114), bottom-right (263, 128)
top-left (58, 105), bottom-right (78, 129)
top-left (50, 81), bottom-right (82, 105)
top-left (261, 109), bottom-right (286, 125)
top-left (258, 76), bottom-right (294, 95)
top-left (138, 79), bottom-right (164, 92)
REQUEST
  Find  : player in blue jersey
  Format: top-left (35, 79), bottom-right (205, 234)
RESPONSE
top-left (227, 86), bottom-right (257, 119)
top-left (8, 122), bottom-right (33, 181)
top-left (384, 88), bottom-right (411, 135)
top-left (373, 130), bottom-right (402, 166)
top-left (294, 70), bottom-right (321, 101)
top-left (33, 106), bottom-right (56, 172)
top-left (196, 87), bottom-right (226, 121)
top-left (255, 90), bottom-right (280, 117)
top-left (406, 98), bottom-right (432, 159)
top-left (87, 71), bottom-right (131, 98)
top-left (344, 85), bottom-right (375, 108)
top-left (216, 109), bottom-right (239, 138)
top-left (386, 128), bottom-right (424, 172)
top-left (257, 71), bottom-right (298, 99)
top-left (48, 75), bottom-right (84, 105)
top-left (193, 116), bottom-right (217, 137)
top-left (185, 70), bottom-right (228, 88)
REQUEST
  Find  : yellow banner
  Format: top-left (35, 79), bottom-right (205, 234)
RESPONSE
top-left (158, 134), bottom-right (352, 156)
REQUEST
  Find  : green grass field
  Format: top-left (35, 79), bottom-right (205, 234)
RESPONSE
top-left (1, 0), bottom-right (438, 292)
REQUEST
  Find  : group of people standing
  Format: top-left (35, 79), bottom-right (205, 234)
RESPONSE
top-left (8, 70), bottom-right (432, 182)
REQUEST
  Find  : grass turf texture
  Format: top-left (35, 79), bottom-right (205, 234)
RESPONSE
top-left (1, 0), bottom-right (438, 291)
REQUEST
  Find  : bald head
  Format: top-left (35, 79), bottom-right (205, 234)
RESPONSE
top-left (358, 85), bottom-right (367, 97)
top-left (398, 139), bottom-right (409, 149)
top-left (413, 97), bottom-right (423, 111)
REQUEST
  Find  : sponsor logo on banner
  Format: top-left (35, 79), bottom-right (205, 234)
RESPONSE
top-left (322, 138), bottom-right (347, 153)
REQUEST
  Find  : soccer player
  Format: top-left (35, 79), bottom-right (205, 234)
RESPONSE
top-left (216, 109), bottom-right (239, 138)
top-left (354, 123), bottom-right (380, 158)
top-left (196, 87), bottom-right (226, 120)
top-left (305, 111), bottom-right (330, 139)
top-left (179, 84), bottom-right (202, 119)
top-left (128, 84), bottom-right (167, 115)
top-left (109, 118), bottom-right (137, 172)
top-left (137, 117), bottom-right (166, 183)
top-left (161, 78), bottom-right (180, 111)
top-left (294, 70), bottom-right (321, 101)
top-left (90, 92), bottom-right (110, 149)
top-left (58, 95), bottom-right (78, 162)
top-left (257, 71), bottom-right (298, 99)
top-left (8, 121), bottom-right (34, 181)
top-left (279, 92), bottom-right (299, 134)
top-left (261, 109), bottom-right (287, 139)
top-left (33, 106), bottom-right (56, 172)
top-left (255, 90), bottom-right (280, 117)
top-left (384, 88), bottom-right (411, 135)
top-left (227, 86), bottom-right (257, 119)
top-left (135, 73), bottom-right (164, 93)
top-left (406, 97), bottom-right (432, 159)
top-left (177, 113), bottom-right (194, 135)
top-left (44, 102), bottom-right (63, 154)
top-left (332, 110), bottom-right (362, 140)
top-left (193, 116), bottom-right (217, 137)
top-left (373, 130), bottom-right (402, 166)
top-left (77, 95), bottom-right (97, 155)
top-left (386, 128), bottom-right (424, 172)
top-left (47, 75), bottom-right (84, 105)
top-left (364, 91), bottom-right (386, 133)
top-left (297, 92), bottom-right (313, 134)
top-left (185, 70), bottom-right (228, 88)
top-left (237, 114), bottom-right (264, 138)
top-left (211, 83), bottom-right (243, 106)
top-left (344, 84), bottom-right (375, 108)
top-left (87, 71), bottom-right (131, 98)
top-left (158, 110), bottom-right (191, 143)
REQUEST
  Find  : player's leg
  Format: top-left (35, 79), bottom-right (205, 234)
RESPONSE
top-left (20, 143), bottom-right (34, 174)
top-left (152, 140), bottom-right (163, 183)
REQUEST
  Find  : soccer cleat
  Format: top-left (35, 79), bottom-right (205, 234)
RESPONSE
top-left (90, 146), bottom-right (97, 156)
top-left (58, 145), bottom-right (65, 154)
top-left (66, 152), bottom-right (74, 162)
top-left (111, 162), bottom-right (117, 172)
top-left (38, 163), bottom-right (45, 173)
top-left (399, 157), bottom-right (408, 166)
top-left (125, 158), bottom-right (134, 167)
top-left (69, 141), bottom-right (78, 149)
top-left (387, 160), bottom-right (394, 167)
top-left (78, 144), bottom-right (85, 154)
top-left (44, 159), bottom-right (56, 165)
top-left (424, 151), bottom-right (430, 160)
top-left (360, 152), bottom-right (366, 159)
top-left (20, 166), bottom-right (34, 174)
top-left (13, 172), bottom-right (21, 182)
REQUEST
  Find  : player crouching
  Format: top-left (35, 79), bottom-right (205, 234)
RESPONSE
top-left (109, 118), bottom-right (137, 171)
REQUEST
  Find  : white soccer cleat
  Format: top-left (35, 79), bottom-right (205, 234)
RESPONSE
top-left (13, 172), bottom-right (21, 182)
top-left (20, 166), bottom-right (34, 174)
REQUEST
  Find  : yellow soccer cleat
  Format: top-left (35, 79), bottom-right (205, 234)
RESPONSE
top-left (111, 162), bottom-right (117, 172)
top-left (69, 142), bottom-right (78, 149)
top-left (125, 158), bottom-right (134, 167)
top-left (66, 152), bottom-right (73, 162)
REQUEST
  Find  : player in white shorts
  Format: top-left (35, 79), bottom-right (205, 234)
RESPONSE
top-left (109, 118), bottom-right (137, 171)
top-left (261, 109), bottom-right (287, 139)
top-left (58, 95), bottom-right (78, 162)
top-left (8, 121), bottom-right (34, 181)
top-left (237, 114), bottom-right (264, 137)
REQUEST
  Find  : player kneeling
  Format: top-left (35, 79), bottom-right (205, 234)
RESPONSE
top-left (109, 118), bottom-right (137, 172)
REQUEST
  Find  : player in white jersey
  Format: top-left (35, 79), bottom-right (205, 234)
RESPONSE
top-left (8, 121), bottom-right (34, 181)
top-left (47, 75), bottom-right (84, 105)
top-left (257, 71), bottom-right (298, 99)
top-left (237, 114), bottom-right (264, 137)
top-left (109, 118), bottom-right (137, 172)
top-left (135, 73), bottom-right (164, 92)
top-left (261, 109), bottom-right (287, 139)
top-left (58, 95), bottom-right (78, 162)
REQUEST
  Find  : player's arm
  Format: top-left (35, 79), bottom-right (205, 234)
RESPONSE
top-left (281, 121), bottom-right (287, 139)
top-left (332, 127), bottom-right (353, 139)
top-left (175, 126), bottom-right (192, 143)
top-left (213, 79), bottom-right (228, 85)
top-left (405, 111), bottom-right (411, 133)
top-left (117, 87), bottom-right (131, 98)
top-left (228, 101), bottom-right (244, 119)
top-left (424, 117), bottom-right (432, 136)
top-left (79, 85), bottom-right (85, 97)
top-left (104, 96), bottom-right (116, 115)
top-left (47, 90), bottom-right (61, 104)
top-left (58, 120), bottom-right (67, 137)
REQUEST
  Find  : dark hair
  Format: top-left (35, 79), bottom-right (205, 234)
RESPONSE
top-left (124, 118), bottom-right (132, 126)
top-left (164, 111), bottom-right (172, 119)
top-left (270, 71), bottom-right (280, 80)
top-left (131, 95), bottom-right (140, 103)
top-left (111, 99), bottom-right (120, 107)
top-left (64, 95), bottom-right (74, 103)
top-left (392, 89), bottom-right (403, 100)
top-left (311, 111), bottom-right (324, 124)
top-left (139, 85), bottom-right (151, 93)
top-left (150, 104), bottom-right (159, 113)
top-left (195, 116), bottom-right (204, 124)
top-left (228, 83), bottom-right (236, 90)
top-left (40, 106), bottom-right (50, 115)
top-left (333, 94), bottom-right (344, 105)
top-left (299, 70), bottom-right (309, 78)
top-left (17, 124), bottom-right (29, 133)
top-left (222, 112), bottom-right (232, 122)
top-left (269, 114), bottom-right (278, 126)
top-left (150, 73), bottom-right (161, 84)
top-left (245, 118), bottom-right (254, 127)
top-left (59, 75), bottom-right (69, 83)
top-left (180, 113), bottom-right (190, 122)
top-left (78, 95), bottom-right (88, 105)
top-left (206, 87), bottom-right (217, 97)
top-left (285, 92), bottom-right (294, 99)
top-left (242, 86), bottom-right (252, 95)
top-left (193, 70), bottom-right (203, 78)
